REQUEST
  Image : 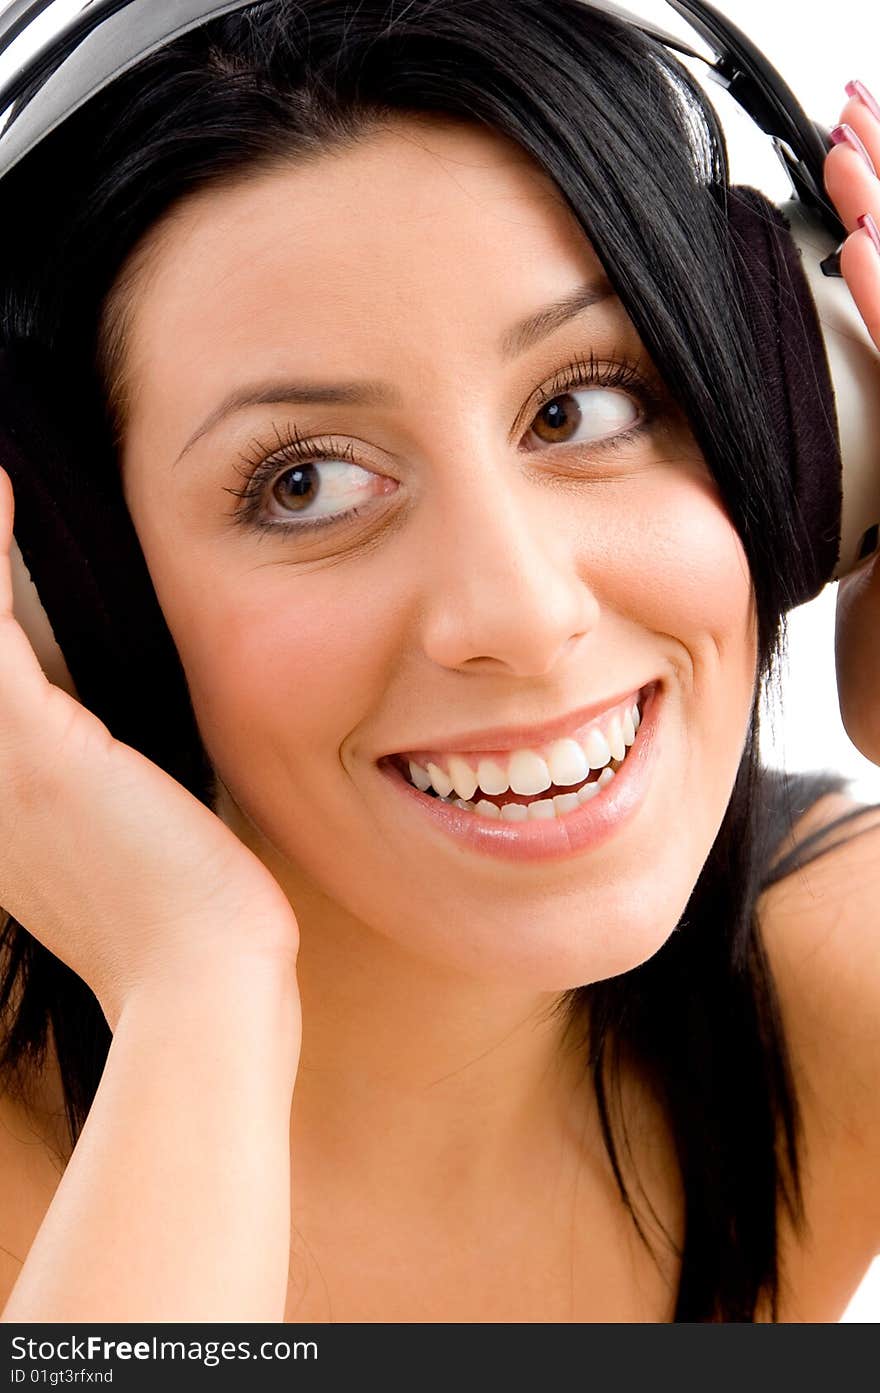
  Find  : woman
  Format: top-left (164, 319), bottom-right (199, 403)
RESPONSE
top-left (0, 0), bottom-right (878, 1323)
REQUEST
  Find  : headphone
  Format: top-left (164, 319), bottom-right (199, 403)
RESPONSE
top-left (1, 0), bottom-right (879, 725)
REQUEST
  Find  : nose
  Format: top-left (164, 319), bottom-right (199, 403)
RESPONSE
top-left (419, 461), bottom-right (601, 677)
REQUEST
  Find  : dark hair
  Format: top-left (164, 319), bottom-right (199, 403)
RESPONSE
top-left (0, 0), bottom-right (870, 1321)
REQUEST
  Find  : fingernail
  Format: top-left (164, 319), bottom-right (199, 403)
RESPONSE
top-left (846, 79), bottom-right (880, 125)
top-left (830, 123), bottom-right (877, 176)
top-left (857, 211), bottom-right (880, 256)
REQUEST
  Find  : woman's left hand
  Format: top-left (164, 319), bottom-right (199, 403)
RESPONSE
top-left (823, 82), bottom-right (880, 766)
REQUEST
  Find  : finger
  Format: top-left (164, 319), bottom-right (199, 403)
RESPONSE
top-left (824, 139), bottom-right (879, 235)
top-left (836, 551), bottom-right (880, 765)
top-left (840, 90), bottom-right (880, 175)
top-left (0, 464), bottom-right (14, 613)
top-left (0, 464), bottom-right (54, 744)
top-left (839, 221), bottom-right (880, 351)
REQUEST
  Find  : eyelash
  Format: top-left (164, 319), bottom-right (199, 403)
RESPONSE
top-left (223, 352), bottom-right (659, 538)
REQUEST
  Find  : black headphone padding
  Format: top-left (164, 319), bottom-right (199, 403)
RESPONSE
top-left (727, 185), bottom-right (842, 605)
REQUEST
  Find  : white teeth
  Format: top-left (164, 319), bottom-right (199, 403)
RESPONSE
top-left (448, 754), bottom-right (479, 802)
top-left (577, 781), bottom-right (601, 803)
top-left (508, 750), bottom-right (552, 796)
top-left (420, 758), bottom-right (622, 819)
top-left (582, 726), bottom-right (612, 770)
top-left (545, 737), bottom-right (589, 788)
top-left (426, 761), bottom-right (454, 798)
top-left (406, 696), bottom-right (643, 797)
top-left (408, 760), bottom-right (432, 792)
top-left (476, 756), bottom-right (510, 796)
top-left (606, 715), bottom-right (626, 762)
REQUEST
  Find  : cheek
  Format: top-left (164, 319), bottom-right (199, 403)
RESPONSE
top-left (641, 472), bottom-right (757, 703)
top-left (586, 475), bottom-right (758, 914)
top-left (590, 469), bottom-right (758, 756)
top-left (154, 559), bottom-right (399, 823)
top-left (599, 471), bottom-right (755, 648)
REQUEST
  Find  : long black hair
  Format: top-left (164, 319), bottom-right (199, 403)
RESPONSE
top-left (0, 0), bottom-right (866, 1320)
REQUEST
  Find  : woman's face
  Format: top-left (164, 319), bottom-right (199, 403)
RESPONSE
top-left (117, 116), bottom-right (757, 989)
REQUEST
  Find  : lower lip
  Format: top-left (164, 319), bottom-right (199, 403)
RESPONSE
top-left (378, 682), bottom-right (662, 863)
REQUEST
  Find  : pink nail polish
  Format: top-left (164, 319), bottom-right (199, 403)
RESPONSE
top-left (858, 212), bottom-right (880, 256)
top-left (846, 79), bottom-right (880, 125)
top-left (830, 123), bottom-right (877, 177)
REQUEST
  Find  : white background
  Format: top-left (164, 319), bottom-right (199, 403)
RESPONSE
top-left (2, 0), bottom-right (879, 1322)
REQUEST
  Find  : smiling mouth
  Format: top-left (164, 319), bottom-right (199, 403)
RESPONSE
top-left (379, 691), bottom-right (645, 822)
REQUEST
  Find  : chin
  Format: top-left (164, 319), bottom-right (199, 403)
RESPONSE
top-left (345, 868), bottom-right (697, 992)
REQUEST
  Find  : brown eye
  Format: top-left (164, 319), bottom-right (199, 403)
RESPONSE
top-left (271, 464), bottom-right (319, 512)
top-left (229, 432), bottom-right (394, 538)
top-left (529, 388), bottom-right (641, 446)
top-left (263, 457), bottom-right (378, 522)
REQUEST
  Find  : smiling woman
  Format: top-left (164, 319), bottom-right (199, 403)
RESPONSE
top-left (0, 0), bottom-right (878, 1326)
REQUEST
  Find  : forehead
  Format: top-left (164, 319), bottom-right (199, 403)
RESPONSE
top-left (120, 118), bottom-right (615, 438)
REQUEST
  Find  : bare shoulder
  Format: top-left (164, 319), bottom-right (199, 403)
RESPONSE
top-left (756, 788), bottom-right (880, 1262)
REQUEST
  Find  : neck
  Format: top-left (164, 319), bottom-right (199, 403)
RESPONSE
top-left (285, 873), bottom-right (596, 1230)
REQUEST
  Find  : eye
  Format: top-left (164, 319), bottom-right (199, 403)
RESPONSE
top-left (224, 429), bottom-right (394, 538)
top-left (523, 352), bottom-right (656, 451)
top-left (264, 457), bottom-right (376, 520)
top-left (526, 386), bottom-right (641, 448)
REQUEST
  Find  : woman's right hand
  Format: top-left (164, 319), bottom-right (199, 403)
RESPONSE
top-left (0, 464), bottom-right (300, 1028)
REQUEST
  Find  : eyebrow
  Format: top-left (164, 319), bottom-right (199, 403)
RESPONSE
top-left (173, 276), bottom-right (616, 465)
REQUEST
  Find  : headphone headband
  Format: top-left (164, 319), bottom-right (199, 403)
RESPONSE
top-left (0, 1), bottom-right (247, 178)
top-left (0, 0), bottom-right (847, 244)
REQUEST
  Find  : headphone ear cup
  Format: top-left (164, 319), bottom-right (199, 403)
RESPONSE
top-left (727, 184), bottom-right (842, 606)
top-left (0, 341), bottom-right (215, 803)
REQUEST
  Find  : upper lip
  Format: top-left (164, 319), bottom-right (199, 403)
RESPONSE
top-left (383, 682), bottom-right (654, 760)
